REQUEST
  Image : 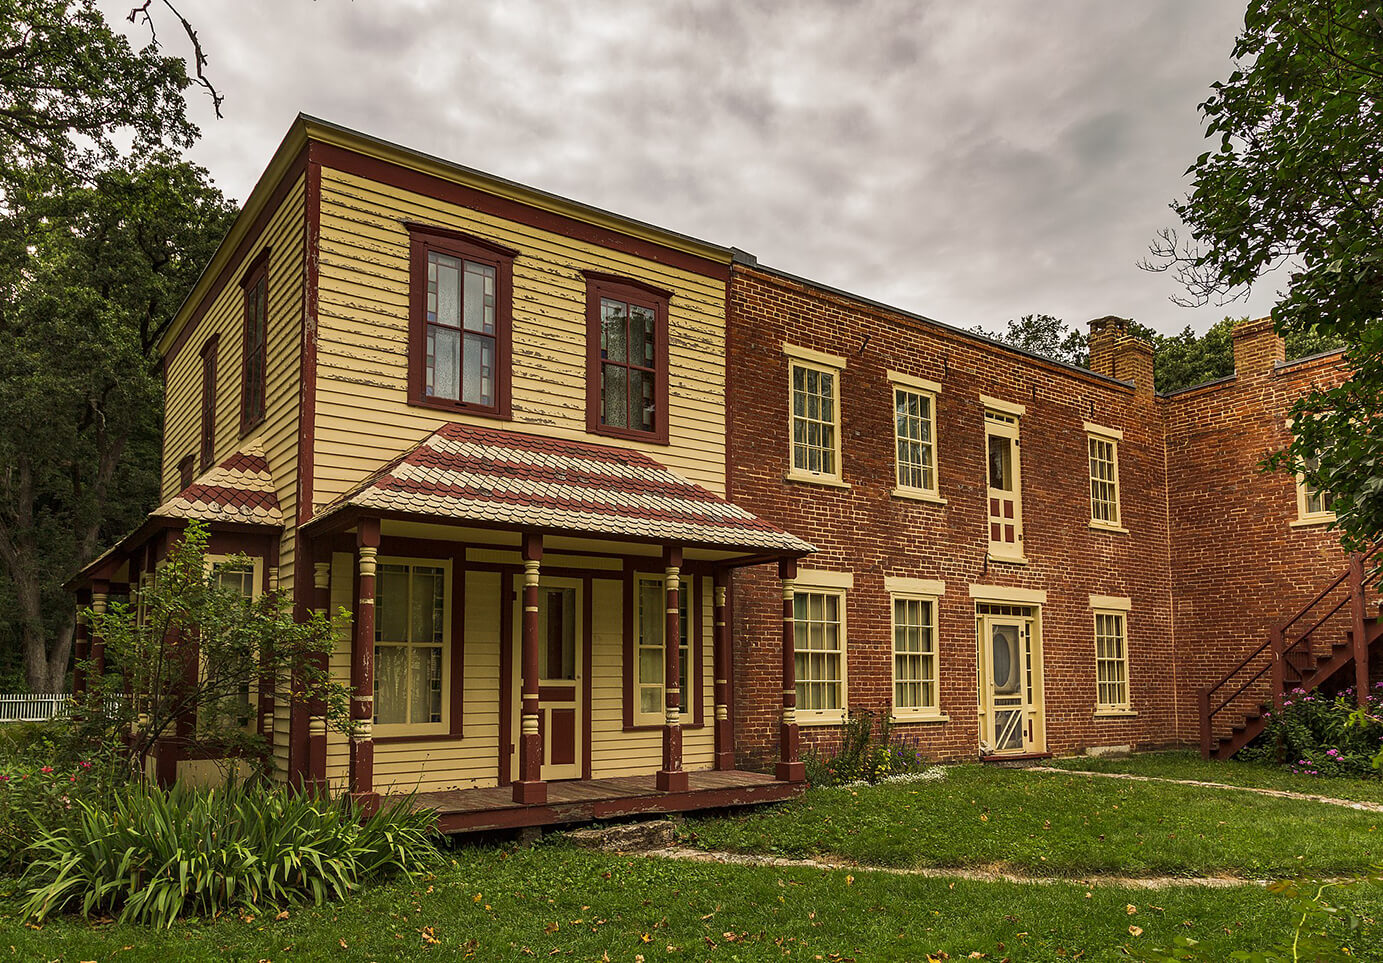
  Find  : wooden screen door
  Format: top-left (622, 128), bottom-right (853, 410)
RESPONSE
top-left (979, 613), bottom-right (1037, 755)
top-left (510, 576), bottom-right (584, 781)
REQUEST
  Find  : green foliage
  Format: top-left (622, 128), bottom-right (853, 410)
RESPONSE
top-left (973, 313), bottom-right (1090, 367)
top-left (19, 780), bottom-right (438, 927)
top-left (802, 709), bottom-right (935, 786)
top-left (84, 522), bottom-right (352, 780)
top-left (1241, 685), bottom-right (1383, 779)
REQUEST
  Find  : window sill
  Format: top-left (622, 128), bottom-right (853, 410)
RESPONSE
top-left (785, 471), bottom-right (851, 490)
top-left (1088, 521), bottom-right (1129, 535)
top-left (374, 730), bottom-right (457, 743)
top-left (892, 487), bottom-right (947, 506)
top-left (1093, 708), bottom-right (1138, 719)
top-left (589, 422), bottom-right (670, 447)
top-left (890, 711), bottom-right (949, 724)
top-left (623, 723), bottom-right (706, 733)
top-left (797, 711), bottom-right (848, 727)
top-left (1289, 515), bottom-right (1336, 529)
top-left (986, 552), bottom-right (1029, 566)
top-left (408, 396), bottom-right (511, 421)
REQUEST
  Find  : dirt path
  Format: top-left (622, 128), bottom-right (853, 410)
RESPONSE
top-left (641, 845), bottom-right (1269, 889)
top-left (1028, 766), bottom-right (1383, 813)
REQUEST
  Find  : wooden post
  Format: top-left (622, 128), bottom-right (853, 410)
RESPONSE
top-left (307, 554), bottom-right (331, 793)
top-left (89, 579), bottom-right (109, 681)
top-left (349, 518), bottom-right (380, 805)
top-left (656, 546), bottom-right (688, 792)
top-left (513, 533), bottom-right (547, 804)
top-left (1197, 688), bottom-right (1212, 759)
top-left (1349, 552), bottom-right (1369, 709)
top-left (72, 590), bottom-right (91, 706)
top-left (776, 558), bottom-right (805, 782)
top-left (712, 569), bottom-right (733, 771)
top-left (1269, 626), bottom-right (1285, 711)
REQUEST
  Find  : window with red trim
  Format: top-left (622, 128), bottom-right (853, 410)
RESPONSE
top-left (240, 251), bottom-right (269, 433)
top-left (584, 273), bottom-right (670, 444)
top-left (407, 224), bottom-right (516, 418)
top-left (200, 336), bottom-right (218, 471)
top-left (177, 453), bottom-right (195, 490)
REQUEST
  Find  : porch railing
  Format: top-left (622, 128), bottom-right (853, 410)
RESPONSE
top-left (0, 693), bottom-right (73, 723)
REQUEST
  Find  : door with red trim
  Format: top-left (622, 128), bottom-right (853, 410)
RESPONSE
top-left (510, 576), bottom-right (584, 781)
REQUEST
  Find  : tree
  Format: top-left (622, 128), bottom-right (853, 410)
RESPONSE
top-left (83, 523), bottom-right (350, 781)
top-left (1148, 1), bottom-right (1383, 550)
top-left (972, 314), bottom-right (1090, 367)
top-left (0, 156), bottom-right (236, 691)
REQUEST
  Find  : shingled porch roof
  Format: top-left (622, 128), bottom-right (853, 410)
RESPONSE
top-left (150, 444), bottom-right (283, 528)
top-left (309, 423), bottom-right (814, 557)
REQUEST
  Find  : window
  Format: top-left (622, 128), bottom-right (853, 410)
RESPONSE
top-left (584, 272), bottom-right (670, 443)
top-left (983, 404), bottom-right (1024, 561)
top-left (407, 224), bottom-right (516, 418)
top-left (177, 453), bottom-right (195, 491)
top-left (785, 345), bottom-right (846, 484)
top-left (240, 251), bottom-right (269, 433)
top-left (1093, 610), bottom-right (1130, 711)
top-left (374, 561), bottom-right (449, 734)
top-left (1086, 426), bottom-right (1122, 529)
top-left (891, 595), bottom-right (938, 715)
top-left (892, 381), bottom-right (940, 498)
top-left (1299, 472), bottom-right (1334, 520)
top-left (204, 556), bottom-right (264, 731)
top-left (633, 574), bottom-right (691, 725)
top-left (200, 336), bottom-right (218, 471)
top-left (793, 588), bottom-right (846, 722)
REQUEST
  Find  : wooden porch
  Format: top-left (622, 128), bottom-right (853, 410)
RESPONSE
top-left (405, 769), bottom-right (801, 834)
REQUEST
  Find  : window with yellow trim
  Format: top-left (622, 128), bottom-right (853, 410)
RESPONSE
top-left (1093, 611), bottom-right (1130, 711)
top-left (793, 588), bottom-right (846, 721)
top-left (1088, 433), bottom-right (1121, 527)
top-left (894, 387), bottom-right (939, 496)
top-left (891, 594), bottom-right (938, 715)
top-left (788, 360), bottom-right (842, 481)
top-left (1296, 457), bottom-right (1335, 523)
top-left (633, 574), bottom-right (691, 725)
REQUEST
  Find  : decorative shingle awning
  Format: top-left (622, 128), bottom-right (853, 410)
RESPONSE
top-left (152, 445), bottom-right (283, 527)
top-left (311, 423), bottom-right (814, 556)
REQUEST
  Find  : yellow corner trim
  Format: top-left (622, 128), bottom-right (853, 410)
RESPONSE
top-left (980, 394), bottom-right (1026, 417)
top-left (784, 470), bottom-right (851, 490)
top-left (783, 342), bottom-right (847, 369)
top-left (884, 576), bottom-right (945, 597)
top-left (1083, 421), bottom-right (1124, 441)
top-left (892, 487), bottom-right (947, 506)
top-left (969, 583), bottom-right (1046, 604)
top-left (1089, 594), bottom-right (1132, 611)
top-left (797, 569), bottom-right (854, 590)
top-left (887, 370), bottom-right (942, 394)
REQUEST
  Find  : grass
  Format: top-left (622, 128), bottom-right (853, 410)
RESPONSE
top-left (1043, 749), bottom-right (1383, 802)
top-left (1, 844), bottom-right (1379, 962)
top-left (683, 765), bottom-right (1383, 878)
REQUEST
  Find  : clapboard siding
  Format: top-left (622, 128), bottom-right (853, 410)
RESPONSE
top-left (312, 166), bottom-right (729, 513)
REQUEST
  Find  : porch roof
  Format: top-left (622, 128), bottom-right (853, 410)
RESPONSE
top-left (309, 423), bottom-right (815, 556)
top-left (150, 444), bottom-right (282, 527)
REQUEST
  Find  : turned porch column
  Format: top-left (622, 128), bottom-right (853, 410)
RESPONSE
top-left (89, 579), bottom-right (109, 682)
top-left (72, 590), bottom-right (91, 706)
top-left (776, 558), bottom-right (805, 782)
top-left (656, 546), bottom-right (688, 792)
top-left (513, 533), bottom-right (547, 804)
top-left (307, 555), bottom-right (331, 792)
top-left (712, 569), bottom-right (733, 771)
top-left (349, 518), bottom-right (380, 803)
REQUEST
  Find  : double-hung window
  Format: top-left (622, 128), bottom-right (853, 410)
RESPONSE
top-left (889, 371), bottom-right (942, 501)
top-left (373, 560), bottom-right (450, 735)
top-left (632, 574), bottom-right (692, 725)
top-left (792, 575), bottom-right (849, 723)
top-left (585, 272), bottom-right (670, 443)
top-left (784, 344), bottom-right (846, 485)
top-left (240, 251), bottom-right (269, 434)
top-left (886, 577), bottom-right (945, 719)
top-left (1090, 595), bottom-right (1133, 715)
top-left (1085, 423), bottom-right (1123, 531)
top-left (200, 336), bottom-right (218, 471)
top-left (407, 223), bottom-right (517, 418)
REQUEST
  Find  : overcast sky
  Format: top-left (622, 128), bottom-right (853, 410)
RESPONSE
top-left (99, 1), bottom-right (1276, 336)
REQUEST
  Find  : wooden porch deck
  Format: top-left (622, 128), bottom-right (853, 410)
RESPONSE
top-left (407, 770), bottom-right (802, 834)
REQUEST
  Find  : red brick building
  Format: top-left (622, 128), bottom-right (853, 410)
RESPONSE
top-left (725, 259), bottom-right (1357, 766)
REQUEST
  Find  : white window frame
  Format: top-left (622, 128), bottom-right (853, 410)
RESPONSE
top-left (886, 576), bottom-right (946, 721)
top-left (1090, 595), bottom-right (1134, 717)
top-left (372, 556), bottom-right (452, 738)
top-left (983, 406), bottom-right (1025, 564)
top-left (1085, 423), bottom-right (1126, 533)
top-left (889, 371), bottom-right (944, 504)
top-left (792, 570), bottom-right (850, 725)
top-left (784, 343), bottom-right (848, 488)
top-left (632, 572), bottom-right (692, 727)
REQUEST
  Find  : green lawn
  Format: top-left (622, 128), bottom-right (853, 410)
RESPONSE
top-left (1043, 750), bottom-right (1383, 803)
top-left (3, 844), bottom-right (1379, 962)
top-left (683, 765), bottom-right (1383, 877)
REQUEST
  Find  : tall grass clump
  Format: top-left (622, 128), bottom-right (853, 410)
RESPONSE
top-left (21, 780), bottom-right (437, 927)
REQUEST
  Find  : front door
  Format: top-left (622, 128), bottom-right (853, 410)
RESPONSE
top-left (510, 576), bottom-right (584, 781)
top-left (978, 612), bottom-right (1041, 755)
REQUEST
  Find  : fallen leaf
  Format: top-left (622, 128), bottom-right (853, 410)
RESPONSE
top-left (421, 926), bottom-right (440, 945)
top-left (1129, 926), bottom-right (1143, 937)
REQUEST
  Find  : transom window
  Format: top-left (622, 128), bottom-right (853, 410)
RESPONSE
top-left (1088, 433), bottom-right (1121, 527)
top-left (585, 273), bottom-right (669, 443)
top-left (790, 362), bottom-right (839, 478)
top-left (892, 595), bottom-right (938, 714)
top-left (407, 224), bottom-right (516, 418)
top-left (240, 253), bottom-right (268, 434)
top-left (793, 589), bottom-right (845, 718)
top-left (634, 575), bottom-right (691, 724)
top-left (893, 387), bottom-right (938, 494)
top-left (1094, 611), bottom-right (1130, 710)
top-left (374, 562), bottom-right (448, 732)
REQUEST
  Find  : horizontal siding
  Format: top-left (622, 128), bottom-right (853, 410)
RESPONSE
top-left (313, 167), bottom-right (728, 513)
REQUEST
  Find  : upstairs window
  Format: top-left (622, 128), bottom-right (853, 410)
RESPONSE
top-left (177, 453), bottom-right (195, 491)
top-left (200, 336), bottom-right (218, 471)
top-left (584, 272), bottom-right (670, 443)
top-left (784, 344), bottom-right (847, 486)
top-left (407, 224), bottom-right (517, 418)
top-left (240, 251), bottom-right (269, 434)
top-left (1086, 424), bottom-right (1123, 531)
top-left (889, 371), bottom-right (942, 501)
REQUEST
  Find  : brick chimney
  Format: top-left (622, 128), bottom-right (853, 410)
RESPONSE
top-left (1087, 316), bottom-right (1128, 378)
top-left (1088, 316), bottom-right (1155, 397)
top-left (1231, 317), bottom-right (1285, 378)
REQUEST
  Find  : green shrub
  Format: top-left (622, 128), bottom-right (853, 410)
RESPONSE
top-left (20, 780), bottom-right (438, 927)
top-left (1242, 684), bottom-right (1383, 779)
top-left (803, 709), bottom-right (938, 787)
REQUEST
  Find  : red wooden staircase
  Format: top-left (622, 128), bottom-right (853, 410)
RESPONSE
top-left (1198, 549), bottom-right (1382, 760)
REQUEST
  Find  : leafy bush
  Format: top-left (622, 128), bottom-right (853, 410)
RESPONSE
top-left (1242, 683), bottom-right (1383, 779)
top-left (804, 709), bottom-right (936, 786)
top-left (21, 780), bottom-right (438, 927)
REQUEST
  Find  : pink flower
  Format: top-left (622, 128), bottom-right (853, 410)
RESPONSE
top-left (40, 766), bottom-right (53, 774)
top-left (78, 761), bottom-right (91, 769)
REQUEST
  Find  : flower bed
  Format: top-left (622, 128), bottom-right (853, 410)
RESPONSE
top-left (1243, 683), bottom-right (1383, 779)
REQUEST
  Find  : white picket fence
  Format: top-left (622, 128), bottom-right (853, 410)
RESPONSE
top-left (0, 693), bottom-right (72, 723)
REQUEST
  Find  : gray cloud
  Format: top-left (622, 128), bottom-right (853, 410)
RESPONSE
top-left (99, 0), bottom-right (1274, 335)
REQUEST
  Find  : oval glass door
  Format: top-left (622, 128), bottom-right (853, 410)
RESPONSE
top-left (988, 619), bottom-right (1026, 753)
